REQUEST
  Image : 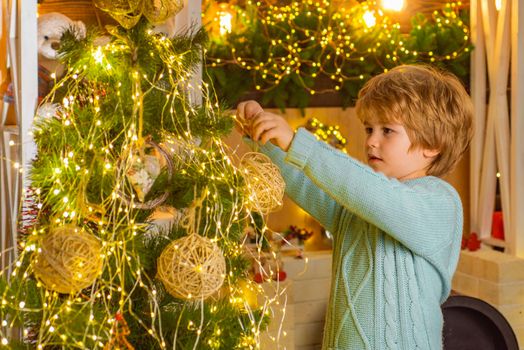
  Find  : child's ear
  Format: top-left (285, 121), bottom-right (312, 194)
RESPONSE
top-left (423, 148), bottom-right (440, 159)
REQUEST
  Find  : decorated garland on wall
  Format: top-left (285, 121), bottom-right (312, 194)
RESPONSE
top-left (304, 117), bottom-right (347, 151)
top-left (203, 0), bottom-right (472, 110)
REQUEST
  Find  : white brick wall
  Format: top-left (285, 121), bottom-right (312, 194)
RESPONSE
top-left (263, 249), bottom-right (524, 348)
top-left (262, 251), bottom-right (332, 350)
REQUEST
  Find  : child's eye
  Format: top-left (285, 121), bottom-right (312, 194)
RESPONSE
top-left (383, 127), bottom-right (394, 134)
top-left (365, 127), bottom-right (373, 134)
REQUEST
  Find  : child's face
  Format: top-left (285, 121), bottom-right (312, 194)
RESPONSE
top-left (363, 120), bottom-right (436, 181)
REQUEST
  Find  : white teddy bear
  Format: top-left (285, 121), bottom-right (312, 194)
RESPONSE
top-left (38, 12), bottom-right (86, 78)
top-left (32, 13), bottom-right (86, 118)
top-left (2, 12), bottom-right (86, 117)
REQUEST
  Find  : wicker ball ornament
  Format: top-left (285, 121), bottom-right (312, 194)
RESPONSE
top-left (241, 152), bottom-right (285, 214)
top-left (32, 225), bottom-right (103, 294)
top-left (157, 234), bottom-right (226, 299)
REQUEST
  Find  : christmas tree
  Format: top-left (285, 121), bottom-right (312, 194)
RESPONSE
top-left (0, 2), bottom-right (286, 349)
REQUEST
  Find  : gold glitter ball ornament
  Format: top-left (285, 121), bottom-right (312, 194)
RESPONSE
top-left (241, 152), bottom-right (285, 215)
top-left (157, 234), bottom-right (226, 299)
top-left (93, 0), bottom-right (184, 28)
top-left (32, 225), bottom-right (103, 294)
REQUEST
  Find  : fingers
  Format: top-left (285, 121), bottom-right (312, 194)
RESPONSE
top-left (236, 101), bottom-right (247, 122)
top-left (259, 128), bottom-right (279, 145)
top-left (250, 112), bottom-right (277, 140)
top-left (242, 111), bottom-right (294, 151)
top-left (252, 119), bottom-right (278, 142)
top-left (244, 101), bottom-right (264, 120)
top-left (234, 117), bottom-right (245, 135)
top-left (236, 100), bottom-right (263, 121)
top-left (236, 100), bottom-right (264, 136)
top-left (259, 125), bottom-right (294, 152)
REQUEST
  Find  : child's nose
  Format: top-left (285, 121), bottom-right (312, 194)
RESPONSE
top-left (366, 133), bottom-right (379, 148)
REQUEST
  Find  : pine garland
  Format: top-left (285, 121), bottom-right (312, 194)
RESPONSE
top-left (204, 0), bottom-right (472, 111)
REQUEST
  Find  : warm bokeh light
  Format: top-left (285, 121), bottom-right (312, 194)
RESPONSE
top-left (205, 0), bottom-right (471, 106)
top-left (495, 0), bottom-right (502, 11)
top-left (381, 0), bottom-right (405, 12)
top-left (363, 10), bottom-right (376, 27)
top-left (219, 11), bottom-right (233, 35)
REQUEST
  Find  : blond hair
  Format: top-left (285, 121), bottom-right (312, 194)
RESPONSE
top-left (355, 65), bottom-right (473, 177)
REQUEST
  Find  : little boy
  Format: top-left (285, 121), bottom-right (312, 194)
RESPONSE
top-left (237, 65), bottom-right (473, 349)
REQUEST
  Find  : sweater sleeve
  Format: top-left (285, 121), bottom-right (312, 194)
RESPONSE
top-left (284, 128), bottom-right (462, 257)
top-left (244, 138), bottom-right (343, 233)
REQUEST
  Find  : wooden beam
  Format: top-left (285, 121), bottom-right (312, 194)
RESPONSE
top-left (470, 0), bottom-right (487, 234)
top-left (509, 0), bottom-right (524, 256)
top-left (477, 0), bottom-right (512, 241)
top-left (477, 103), bottom-right (497, 239)
top-left (477, 0), bottom-right (498, 240)
top-left (492, 0), bottom-right (512, 243)
top-left (480, 0), bottom-right (497, 79)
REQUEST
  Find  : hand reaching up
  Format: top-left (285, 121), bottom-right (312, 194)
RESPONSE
top-left (236, 100), bottom-right (294, 152)
top-left (236, 100), bottom-right (263, 135)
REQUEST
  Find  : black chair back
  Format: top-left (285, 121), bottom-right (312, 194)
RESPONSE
top-left (442, 295), bottom-right (519, 350)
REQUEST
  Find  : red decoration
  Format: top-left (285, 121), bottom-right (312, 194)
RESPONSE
top-left (273, 271), bottom-right (287, 282)
top-left (104, 313), bottom-right (134, 350)
top-left (253, 272), bottom-right (264, 284)
top-left (491, 211), bottom-right (505, 240)
top-left (466, 233), bottom-right (481, 251)
top-left (283, 225), bottom-right (314, 243)
top-left (461, 236), bottom-right (468, 250)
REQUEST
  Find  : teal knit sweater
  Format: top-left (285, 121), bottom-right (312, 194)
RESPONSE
top-left (251, 128), bottom-right (463, 350)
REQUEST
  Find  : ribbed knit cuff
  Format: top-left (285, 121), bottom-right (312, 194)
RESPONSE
top-left (285, 127), bottom-right (317, 169)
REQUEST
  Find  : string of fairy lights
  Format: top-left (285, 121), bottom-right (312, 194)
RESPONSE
top-left (204, 0), bottom-right (471, 97)
top-left (1, 22), bottom-right (292, 349)
top-left (305, 117), bottom-right (347, 151)
top-left (1, 0), bottom-right (477, 348)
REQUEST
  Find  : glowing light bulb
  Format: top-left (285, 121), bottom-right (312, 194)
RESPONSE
top-left (363, 11), bottom-right (376, 28)
top-left (219, 11), bottom-right (233, 35)
top-left (381, 0), bottom-right (404, 11)
top-left (93, 46), bottom-right (104, 64)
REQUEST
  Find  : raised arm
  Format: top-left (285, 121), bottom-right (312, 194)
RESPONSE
top-left (244, 138), bottom-right (343, 233)
top-left (284, 128), bottom-right (462, 257)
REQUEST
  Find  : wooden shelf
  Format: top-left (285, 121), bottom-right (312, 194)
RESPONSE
top-left (38, 0), bottom-right (116, 27)
top-left (481, 237), bottom-right (506, 249)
